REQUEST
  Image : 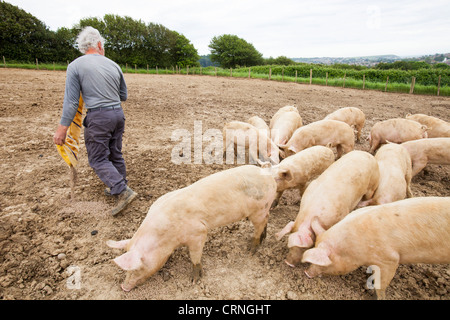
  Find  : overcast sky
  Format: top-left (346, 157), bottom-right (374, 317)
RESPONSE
top-left (6, 0), bottom-right (450, 58)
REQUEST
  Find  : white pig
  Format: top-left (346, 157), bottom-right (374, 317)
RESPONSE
top-left (270, 145), bottom-right (335, 208)
top-left (269, 106), bottom-right (303, 147)
top-left (401, 137), bottom-right (450, 176)
top-left (107, 165), bottom-right (277, 291)
top-left (302, 197), bottom-right (450, 300)
top-left (358, 143), bottom-right (413, 206)
top-left (248, 115), bottom-right (270, 134)
top-left (279, 119), bottom-right (355, 159)
top-left (368, 118), bottom-right (428, 154)
top-left (406, 113), bottom-right (450, 138)
top-left (223, 121), bottom-right (281, 165)
top-left (324, 107), bottom-right (366, 142)
top-left (276, 150), bottom-right (379, 266)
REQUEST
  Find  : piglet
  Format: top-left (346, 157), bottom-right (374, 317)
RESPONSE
top-left (401, 137), bottom-right (450, 176)
top-left (358, 143), bottom-right (412, 206)
top-left (276, 150), bottom-right (379, 266)
top-left (107, 165), bottom-right (277, 291)
top-left (302, 197), bottom-right (450, 300)
top-left (324, 107), bottom-right (366, 142)
top-left (406, 113), bottom-right (450, 138)
top-left (270, 145), bottom-right (335, 208)
top-left (279, 119), bottom-right (355, 159)
top-left (223, 121), bottom-right (281, 165)
top-left (269, 106), bottom-right (303, 147)
top-left (368, 118), bottom-right (428, 154)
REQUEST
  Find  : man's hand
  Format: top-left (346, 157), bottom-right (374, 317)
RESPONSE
top-left (53, 124), bottom-right (69, 146)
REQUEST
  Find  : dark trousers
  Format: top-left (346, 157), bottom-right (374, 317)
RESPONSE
top-left (83, 106), bottom-right (127, 195)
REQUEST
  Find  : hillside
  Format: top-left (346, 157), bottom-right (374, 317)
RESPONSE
top-left (291, 53), bottom-right (450, 67)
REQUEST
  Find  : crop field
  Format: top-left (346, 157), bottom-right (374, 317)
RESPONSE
top-left (0, 68), bottom-right (449, 300)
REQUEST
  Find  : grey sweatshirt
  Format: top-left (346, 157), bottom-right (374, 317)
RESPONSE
top-left (60, 54), bottom-right (127, 126)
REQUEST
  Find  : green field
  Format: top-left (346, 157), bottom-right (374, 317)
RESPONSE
top-left (3, 62), bottom-right (448, 96)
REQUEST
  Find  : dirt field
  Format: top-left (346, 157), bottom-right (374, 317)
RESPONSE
top-left (0, 68), bottom-right (449, 300)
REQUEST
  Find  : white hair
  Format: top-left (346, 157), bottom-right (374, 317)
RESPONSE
top-left (76, 26), bottom-right (105, 54)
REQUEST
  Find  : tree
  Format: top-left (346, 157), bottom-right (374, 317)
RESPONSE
top-left (0, 1), bottom-right (58, 62)
top-left (209, 34), bottom-right (264, 68)
top-left (170, 32), bottom-right (200, 68)
top-left (77, 15), bottom-right (199, 68)
top-left (264, 56), bottom-right (296, 66)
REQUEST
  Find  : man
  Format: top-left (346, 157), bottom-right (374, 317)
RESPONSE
top-left (53, 26), bottom-right (137, 216)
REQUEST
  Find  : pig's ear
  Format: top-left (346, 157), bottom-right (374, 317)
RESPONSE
top-left (257, 159), bottom-right (272, 168)
top-left (287, 231), bottom-right (314, 248)
top-left (275, 221), bottom-right (295, 240)
top-left (311, 217), bottom-right (326, 239)
top-left (302, 247), bottom-right (332, 266)
top-left (106, 239), bottom-right (130, 250)
top-left (279, 168), bottom-right (293, 181)
top-left (288, 145), bottom-right (297, 153)
top-left (113, 250), bottom-right (143, 271)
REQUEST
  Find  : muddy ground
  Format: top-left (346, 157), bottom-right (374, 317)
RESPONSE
top-left (0, 68), bottom-right (449, 300)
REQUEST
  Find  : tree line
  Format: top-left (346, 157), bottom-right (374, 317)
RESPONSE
top-left (0, 1), bottom-right (199, 68)
top-left (1, 1), bottom-right (448, 73)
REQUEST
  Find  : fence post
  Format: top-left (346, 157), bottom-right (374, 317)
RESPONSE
top-left (385, 76), bottom-right (389, 92)
top-left (126, 63), bottom-right (128, 73)
top-left (326, 72), bottom-right (328, 86)
top-left (215, 67), bottom-right (217, 76)
top-left (437, 75), bottom-right (441, 96)
top-left (282, 67), bottom-right (285, 82)
top-left (248, 67), bottom-right (251, 79)
top-left (135, 64), bottom-right (137, 73)
top-left (3, 56), bottom-right (5, 68)
top-left (36, 58), bottom-right (39, 70)
top-left (269, 68), bottom-right (272, 80)
top-left (409, 77), bottom-right (416, 94)
top-left (363, 74), bottom-right (366, 90)
top-left (343, 72), bottom-right (346, 88)
top-left (295, 70), bottom-right (298, 83)
top-left (309, 69), bottom-right (312, 85)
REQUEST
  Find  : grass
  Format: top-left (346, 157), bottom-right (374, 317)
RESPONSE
top-left (2, 62), bottom-right (448, 96)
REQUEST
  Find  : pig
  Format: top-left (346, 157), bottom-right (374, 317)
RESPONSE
top-left (302, 197), bottom-right (450, 300)
top-left (358, 143), bottom-right (413, 207)
top-left (401, 137), bottom-right (450, 176)
top-left (222, 121), bottom-right (281, 165)
top-left (276, 150), bottom-right (379, 266)
top-left (279, 119), bottom-right (355, 159)
top-left (368, 118), bottom-right (428, 154)
top-left (269, 106), bottom-right (303, 147)
top-left (247, 115), bottom-right (270, 134)
top-left (269, 145), bottom-right (335, 208)
top-left (324, 107), bottom-right (366, 142)
top-left (107, 165), bottom-right (277, 291)
top-left (406, 113), bottom-right (450, 138)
